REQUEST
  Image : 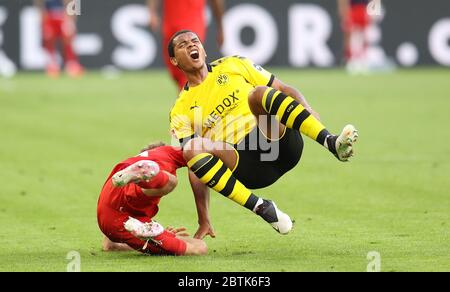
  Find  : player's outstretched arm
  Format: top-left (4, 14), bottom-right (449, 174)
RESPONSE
top-left (189, 170), bottom-right (216, 239)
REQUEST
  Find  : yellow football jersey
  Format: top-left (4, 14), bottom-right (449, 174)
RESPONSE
top-left (170, 56), bottom-right (274, 145)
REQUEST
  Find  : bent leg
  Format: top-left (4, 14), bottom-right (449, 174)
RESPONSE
top-left (183, 137), bottom-right (293, 234)
top-left (183, 138), bottom-right (238, 170)
top-left (183, 137), bottom-right (260, 211)
top-left (248, 86), bottom-right (331, 147)
top-left (248, 86), bottom-right (358, 161)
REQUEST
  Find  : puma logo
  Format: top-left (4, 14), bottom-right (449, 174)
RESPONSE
top-left (190, 101), bottom-right (200, 110)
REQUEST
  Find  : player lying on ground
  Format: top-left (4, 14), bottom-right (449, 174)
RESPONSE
top-left (97, 143), bottom-right (207, 256)
top-left (169, 30), bottom-right (359, 237)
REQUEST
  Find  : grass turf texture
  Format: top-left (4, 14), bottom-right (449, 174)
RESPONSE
top-left (0, 69), bottom-right (449, 272)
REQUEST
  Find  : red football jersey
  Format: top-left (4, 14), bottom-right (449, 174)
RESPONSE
top-left (162, 0), bottom-right (206, 32)
top-left (98, 146), bottom-right (186, 218)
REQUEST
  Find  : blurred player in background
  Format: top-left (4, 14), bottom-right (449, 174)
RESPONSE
top-left (338, 0), bottom-right (371, 74)
top-left (98, 142), bottom-right (208, 256)
top-left (34, 0), bottom-right (84, 78)
top-left (147, 0), bottom-right (224, 90)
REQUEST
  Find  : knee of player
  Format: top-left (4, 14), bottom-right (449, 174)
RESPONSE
top-left (249, 86), bottom-right (267, 101)
top-left (182, 138), bottom-right (212, 161)
top-left (248, 86), bottom-right (268, 109)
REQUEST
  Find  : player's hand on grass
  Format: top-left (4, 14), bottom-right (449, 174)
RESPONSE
top-left (194, 223), bottom-right (216, 239)
top-left (166, 226), bottom-right (190, 237)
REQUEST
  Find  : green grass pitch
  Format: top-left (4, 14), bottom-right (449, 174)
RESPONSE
top-left (0, 68), bottom-right (449, 272)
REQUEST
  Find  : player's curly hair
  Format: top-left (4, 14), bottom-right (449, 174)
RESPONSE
top-left (168, 29), bottom-right (195, 58)
top-left (140, 141), bottom-right (166, 153)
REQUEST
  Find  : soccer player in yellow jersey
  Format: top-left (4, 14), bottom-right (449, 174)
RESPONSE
top-left (169, 30), bottom-right (358, 237)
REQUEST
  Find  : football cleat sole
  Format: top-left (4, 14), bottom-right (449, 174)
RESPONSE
top-left (124, 216), bottom-right (164, 239)
top-left (112, 160), bottom-right (160, 187)
top-left (335, 124), bottom-right (358, 162)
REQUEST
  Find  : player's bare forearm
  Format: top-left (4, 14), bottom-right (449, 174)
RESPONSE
top-left (189, 170), bottom-right (211, 225)
top-left (189, 170), bottom-right (216, 239)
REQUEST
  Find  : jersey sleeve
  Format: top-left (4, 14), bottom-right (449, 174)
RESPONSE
top-left (169, 102), bottom-right (196, 147)
top-left (234, 56), bottom-right (275, 87)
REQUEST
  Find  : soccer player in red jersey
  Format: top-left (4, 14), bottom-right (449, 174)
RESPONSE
top-left (147, 0), bottom-right (224, 90)
top-left (97, 143), bottom-right (208, 256)
top-left (338, 0), bottom-right (371, 73)
top-left (34, 0), bottom-right (84, 78)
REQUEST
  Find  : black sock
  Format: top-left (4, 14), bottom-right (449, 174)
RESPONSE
top-left (326, 135), bottom-right (338, 156)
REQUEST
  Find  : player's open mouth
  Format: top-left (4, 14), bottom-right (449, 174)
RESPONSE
top-left (190, 50), bottom-right (200, 60)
